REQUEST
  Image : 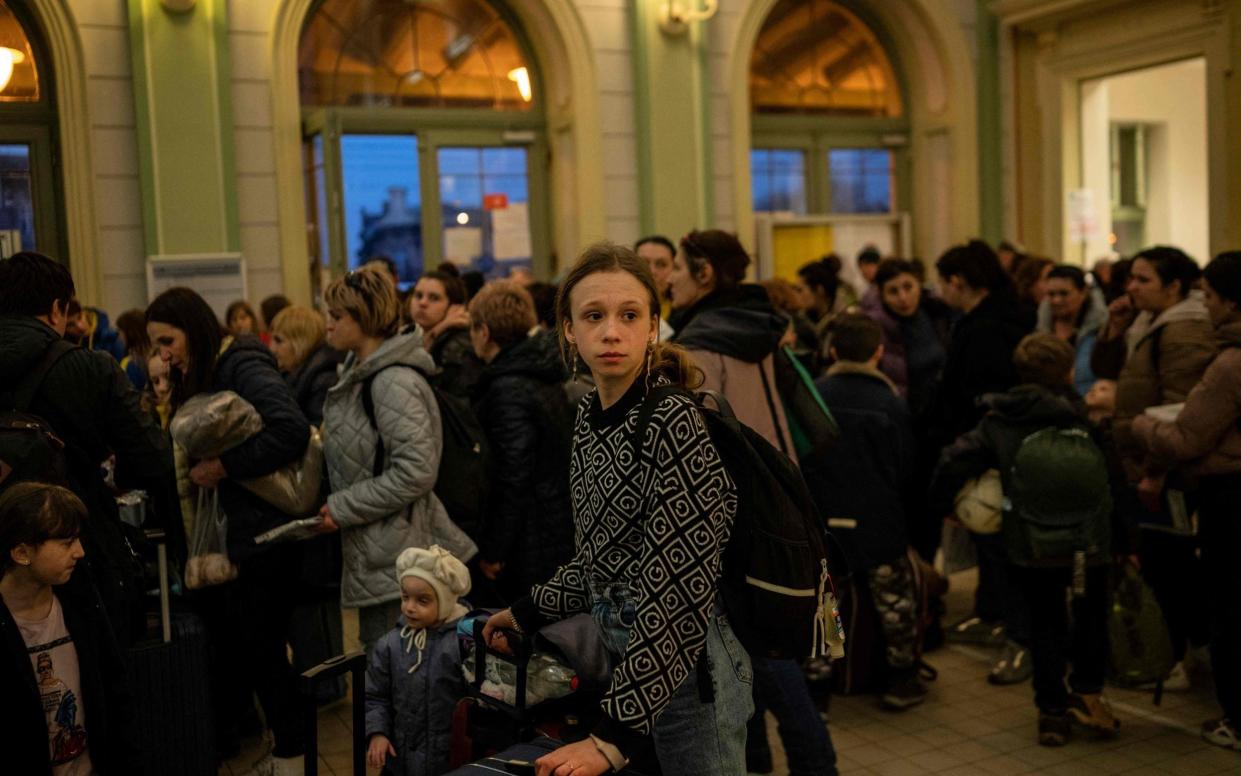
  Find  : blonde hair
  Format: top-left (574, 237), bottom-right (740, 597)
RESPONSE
top-left (469, 281), bottom-right (537, 349)
top-left (323, 267), bottom-right (401, 338)
top-left (271, 305), bottom-right (326, 368)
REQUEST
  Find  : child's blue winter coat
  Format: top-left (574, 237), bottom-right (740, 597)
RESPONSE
top-left (365, 612), bottom-right (466, 776)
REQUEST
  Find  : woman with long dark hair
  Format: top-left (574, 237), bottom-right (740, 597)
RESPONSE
top-left (147, 287), bottom-right (311, 775)
top-left (482, 243), bottom-right (751, 775)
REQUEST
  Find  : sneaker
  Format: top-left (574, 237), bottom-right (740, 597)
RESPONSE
top-left (881, 670), bottom-right (928, 711)
top-left (1038, 711), bottom-right (1070, 747)
top-left (1067, 693), bottom-right (1120, 737)
top-left (1138, 661), bottom-right (1191, 692)
top-left (988, 640), bottom-right (1032, 685)
top-left (945, 616), bottom-right (1005, 646)
top-left (1202, 718), bottom-right (1241, 751)
top-left (240, 752), bottom-right (305, 776)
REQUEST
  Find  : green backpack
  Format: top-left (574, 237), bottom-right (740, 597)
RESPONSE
top-left (1002, 425), bottom-right (1111, 584)
top-left (1108, 562), bottom-right (1175, 687)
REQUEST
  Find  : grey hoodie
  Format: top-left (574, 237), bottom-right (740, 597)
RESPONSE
top-left (322, 328), bottom-right (477, 608)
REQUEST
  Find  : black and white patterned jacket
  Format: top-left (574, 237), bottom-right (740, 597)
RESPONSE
top-left (511, 380), bottom-right (737, 753)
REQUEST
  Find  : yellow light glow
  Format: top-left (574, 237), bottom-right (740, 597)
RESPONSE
top-left (0, 47), bottom-right (26, 93)
top-left (507, 67), bottom-right (532, 103)
top-left (1108, 232), bottom-right (1117, 245)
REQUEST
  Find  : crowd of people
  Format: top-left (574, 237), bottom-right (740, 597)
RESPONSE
top-left (0, 233), bottom-right (1238, 776)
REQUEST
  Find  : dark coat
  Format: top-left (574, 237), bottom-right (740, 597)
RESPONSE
top-left (208, 336), bottom-right (311, 561)
top-left (472, 331), bottom-right (574, 597)
top-left (0, 572), bottom-right (139, 776)
top-left (286, 343), bottom-right (344, 427)
top-left (809, 364), bottom-right (915, 569)
top-left (0, 316), bottom-right (175, 638)
top-left (931, 292), bottom-right (1029, 445)
top-left (429, 327), bottom-right (484, 399)
top-left (861, 290), bottom-right (955, 416)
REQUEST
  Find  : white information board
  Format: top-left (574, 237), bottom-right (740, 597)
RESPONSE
top-left (146, 253), bottom-right (247, 322)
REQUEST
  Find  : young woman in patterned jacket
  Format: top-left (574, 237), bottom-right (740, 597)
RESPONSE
top-left (482, 242), bottom-right (751, 776)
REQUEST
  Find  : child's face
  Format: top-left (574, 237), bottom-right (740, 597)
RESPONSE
top-left (10, 536), bottom-right (84, 586)
top-left (148, 354), bottom-right (171, 404)
top-left (400, 575), bottom-right (440, 629)
top-left (1085, 379), bottom-right (1117, 413)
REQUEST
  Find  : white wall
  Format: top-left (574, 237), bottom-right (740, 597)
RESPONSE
top-left (69, 0), bottom-right (146, 313)
top-left (1080, 58), bottom-right (1208, 263)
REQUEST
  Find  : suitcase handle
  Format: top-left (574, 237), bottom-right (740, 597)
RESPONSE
top-left (143, 529), bottom-right (173, 644)
top-left (301, 651), bottom-right (367, 776)
top-left (470, 617), bottom-right (534, 716)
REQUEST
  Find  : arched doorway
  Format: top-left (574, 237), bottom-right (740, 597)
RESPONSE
top-left (298, 0), bottom-right (550, 293)
top-left (0, 0), bottom-right (64, 261)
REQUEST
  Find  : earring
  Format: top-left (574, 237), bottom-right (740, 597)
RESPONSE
top-left (569, 343), bottom-right (579, 383)
top-left (643, 341), bottom-right (656, 391)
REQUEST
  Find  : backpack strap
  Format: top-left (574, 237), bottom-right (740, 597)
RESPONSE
top-left (757, 362), bottom-right (790, 457)
top-left (5, 338), bottom-right (76, 413)
top-left (360, 362), bottom-right (430, 477)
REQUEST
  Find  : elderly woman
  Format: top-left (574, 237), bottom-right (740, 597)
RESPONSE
top-left (269, 305), bottom-right (344, 426)
top-left (317, 266), bottom-right (476, 653)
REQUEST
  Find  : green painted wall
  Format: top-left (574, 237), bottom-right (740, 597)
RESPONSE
top-left (631, 1), bottom-right (713, 236)
top-left (128, 0), bottom-right (239, 257)
top-left (976, 0), bottom-right (1002, 243)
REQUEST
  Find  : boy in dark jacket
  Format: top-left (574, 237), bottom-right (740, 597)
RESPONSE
top-left (930, 334), bottom-right (1121, 746)
top-left (809, 314), bottom-right (926, 710)
top-left (0, 482), bottom-right (138, 776)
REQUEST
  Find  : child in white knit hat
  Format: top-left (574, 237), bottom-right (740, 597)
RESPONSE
top-left (365, 545), bottom-right (471, 775)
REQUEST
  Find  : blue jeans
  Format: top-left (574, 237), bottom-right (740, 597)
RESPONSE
top-left (750, 658), bottom-right (838, 776)
top-left (591, 581), bottom-right (753, 776)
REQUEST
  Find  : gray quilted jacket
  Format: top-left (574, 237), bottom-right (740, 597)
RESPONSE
top-left (322, 329), bottom-right (477, 608)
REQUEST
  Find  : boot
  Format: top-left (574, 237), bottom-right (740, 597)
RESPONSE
top-left (1067, 692), bottom-right (1120, 737)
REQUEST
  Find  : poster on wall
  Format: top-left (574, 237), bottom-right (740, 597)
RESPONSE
top-left (492, 202), bottom-right (531, 261)
top-left (443, 226), bottom-right (482, 265)
top-left (1067, 189), bottom-right (1100, 242)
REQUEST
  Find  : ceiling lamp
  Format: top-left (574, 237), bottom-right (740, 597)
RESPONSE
top-left (507, 67), bottom-right (531, 102)
top-left (0, 46), bottom-right (25, 93)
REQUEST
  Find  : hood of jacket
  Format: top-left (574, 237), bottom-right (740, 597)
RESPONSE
top-left (671, 285), bottom-right (786, 363)
top-left (1125, 291), bottom-right (1210, 356)
top-left (333, 326), bottom-right (436, 389)
top-left (476, 329), bottom-right (566, 390)
top-left (825, 360), bottom-right (899, 395)
top-left (1036, 286), bottom-right (1108, 338)
top-left (0, 316), bottom-right (61, 386)
top-left (979, 383), bottom-right (1084, 427)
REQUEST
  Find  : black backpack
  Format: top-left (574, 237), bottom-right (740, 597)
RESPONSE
top-left (635, 385), bottom-right (838, 661)
top-left (360, 363), bottom-right (491, 539)
top-left (0, 338), bottom-right (76, 491)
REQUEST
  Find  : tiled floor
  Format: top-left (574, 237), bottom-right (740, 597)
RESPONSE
top-left (222, 569), bottom-right (1241, 775)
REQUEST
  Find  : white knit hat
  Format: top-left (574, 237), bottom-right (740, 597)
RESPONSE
top-left (395, 545), bottom-right (471, 618)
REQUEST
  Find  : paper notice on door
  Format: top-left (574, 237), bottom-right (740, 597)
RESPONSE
top-left (491, 202), bottom-right (531, 260)
top-left (443, 226), bottom-right (482, 265)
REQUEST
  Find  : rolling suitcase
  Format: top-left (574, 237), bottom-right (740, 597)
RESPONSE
top-left (300, 650), bottom-right (367, 776)
top-left (445, 735), bottom-right (657, 775)
top-left (125, 529), bottom-right (216, 776)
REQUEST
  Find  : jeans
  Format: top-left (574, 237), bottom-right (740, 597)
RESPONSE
top-left (1197, 476), bottom-right (1241, 721)
top-left (975, 532), bottom-right (1031, 646)
top-left (1013, 564), bottom-right (1108, 714)
top-left (591, 581), bottom-right (752, 776)
top-left (749, 658), bottom-right (838, 776)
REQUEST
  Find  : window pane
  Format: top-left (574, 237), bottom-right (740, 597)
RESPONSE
top-left (299, 0), bottom-right (534, 110)
top-left (341, 135), bottom-right (422, 285)
top-left (439, 146), bottom-right (531, 278)
top-left (0, 2), bottom-right (40, 103)
top-left (0, 144), bottom-right (35, 254)
top-left (828, 148), bottom-right (893, 213)
top-left (750, 0), bottom-right (900, 117)
top-left (751, 148), bottom-right (807, 214)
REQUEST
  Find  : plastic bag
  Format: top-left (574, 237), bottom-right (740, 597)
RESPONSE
top-left (954, 469), bottom-right (1003, 535)
top-left (239, 426), bottom-right (324, 516)
top-left (185, 487), bottom-right (238, 589)
top-left (171, 391), bottom-right (263, 459)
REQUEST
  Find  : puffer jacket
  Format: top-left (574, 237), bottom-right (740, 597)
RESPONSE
top-left (1091, 293), bottom-right (1216, 481)
top-left (471, 330), bottom-right (574, 597)
top-left (287, 343), bottom-right (344, 426)
top-left (672, 285), bottom-right (797, 460)
top-left (862, 289), bottom-right (955, 413)
top-left (364, 608), bottom-right (466, 776)
top-left (208, 337), bottom-right (312, 559)
top-left (1035, 287), bottom-right (1108, 397)
top-left (1131, 318), bottom-right (1241, 478)
top-left (322, 328), bottom-right (477, 608)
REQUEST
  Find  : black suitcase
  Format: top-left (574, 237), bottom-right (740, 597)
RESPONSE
top-left (125, 530), bottom-right (216, 776)
top-left (445, 735), bottom-right (657, 775)
top-left (301, 650), bottom-right (367, 776)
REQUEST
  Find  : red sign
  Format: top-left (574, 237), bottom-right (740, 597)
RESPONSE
top-left (483, 193), bottom-right (509, 211)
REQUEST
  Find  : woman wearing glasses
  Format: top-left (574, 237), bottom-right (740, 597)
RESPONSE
top-left (317, 266), bottom-right (477, 655)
